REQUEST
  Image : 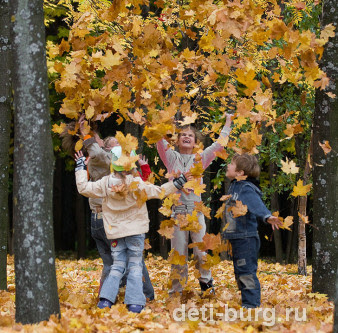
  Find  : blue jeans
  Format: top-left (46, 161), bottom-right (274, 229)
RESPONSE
top-left (100, 234), bottom-right (146, 306)
top-left (229, 236), bottom-right (261, 308)
top-left (91, 212), bottom-right (113, 284)
top-left (91, 213), bottom-right (154, 300)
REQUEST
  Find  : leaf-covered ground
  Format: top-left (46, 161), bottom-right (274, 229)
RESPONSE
top-left (0, 255), bottom-right (334, 332)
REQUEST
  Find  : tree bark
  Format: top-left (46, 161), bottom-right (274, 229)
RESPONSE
top-left (312, 0), bottom-right (338, 300)
top-left (298, 137), bottom-right (312, 275)
top-left (10, 0), bottom-right (60, 323)
top-left (269, 162), bottom-right (283, 263)
top-left (0, 0), bottom-right (12, 291)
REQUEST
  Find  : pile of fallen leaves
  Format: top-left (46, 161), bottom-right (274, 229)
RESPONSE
top-left (0, 255), bottom-right (333, 332)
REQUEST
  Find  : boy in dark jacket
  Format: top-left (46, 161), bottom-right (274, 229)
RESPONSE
top-left (222, 153), bottom-right (282, 308)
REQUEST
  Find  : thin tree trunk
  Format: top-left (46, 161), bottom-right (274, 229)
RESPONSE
top-left (10, 0), bottom-right (60, 323)
top-left (285, 198), bottom-right (297, 264)
top-left (312, 0), bottom-right (338, 299)
top-left (0, 0), bottom-right (12, 291)
top-left (269, 162), bottom-right (283, 263)
top-left (298, 134), bottom-right (312, 275)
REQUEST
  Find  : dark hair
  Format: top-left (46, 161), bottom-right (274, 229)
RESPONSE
top-left (177, 125), bottom-right (203, 144)
top-left (232, 153), bottom-right (260, 178)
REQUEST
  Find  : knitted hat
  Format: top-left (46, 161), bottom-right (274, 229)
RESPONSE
top-left (110, 146), bottom-right (137, 172)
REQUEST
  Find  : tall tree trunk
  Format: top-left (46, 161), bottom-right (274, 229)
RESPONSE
top-left (0, 0), bottom-right (12, 291)
top-left (10, 0), bottom-right (60, 323)
top-left (312, 0), bottom-right (338, 299)
top-left (298, 138), bottom-right (312, 275)
top-left (269, 162), bottom-right (283, 263)
top-left (285, 198), bottom-right (297, 264)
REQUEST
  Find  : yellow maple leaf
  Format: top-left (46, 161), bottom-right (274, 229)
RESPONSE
top-left (143, 123), bottom-right (174, 144)
top-left (320, 23), bottom-right (336, 42)
top-left (52, 123), bottom-right (67, 134)
top-left (235, 68), bottom-right (260, 96)
top-left (283, 124), bottom-right (295, 139)
top-left (215, 149), bottom-right (229, 160)
top-left (190, 161), bottom-right (204, 178)
top-left (115, 132), bottom-right (138, 153)
top-left (178, 113), bottom-right (198, 126)
top-left (298, 212), bottom-right (310, 224)
top-left (179, 210), bottom-right (202, 232)
top-left (158, 219), bottom-right (176, 239)
top-left (281, 158), bottom-right (299, 174)
top-left (291, 179), bottom-right (312, 197)
top-left (100, 49), bottom-right (122, 69)
top-left (220, 194), bottom-right (232, 201)
top-left (282, 216), bottom-right (294, 231)
top-left (168, 249), bottom-right (186, 266)
top-left (201, 253), bottom-right (221, 270)
top-left (318, 141), bottom-right (332, 155)
top-left (74, 139), bottom-right (83, 152)
top-left (85, 105), bottom-right (95, 120)
top-left (194, 201), bottom-right (211, 219)
top-left (184, 179), bottom-right (206, 196)
top-left (229, 200), bottom-right (248, 217)
top-left (215, 203), bottom-right (225, 219)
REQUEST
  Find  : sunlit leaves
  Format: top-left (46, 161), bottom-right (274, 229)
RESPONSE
top-left (281, 158), bottom-right (299, 174)
top-left (291, 179), bottom-right (312, 197)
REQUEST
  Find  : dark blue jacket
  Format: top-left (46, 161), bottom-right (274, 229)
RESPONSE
top-left (222, 179), bottom-right (271, 239)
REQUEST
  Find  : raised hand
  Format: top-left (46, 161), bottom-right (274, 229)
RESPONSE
top-left (74, 151), bottom-right (86, 171)
top-left (138, 155), bottom-right (148, 166)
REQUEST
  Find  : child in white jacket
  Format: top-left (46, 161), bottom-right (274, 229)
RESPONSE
top-left (75, 148), bottom-right (190, 313)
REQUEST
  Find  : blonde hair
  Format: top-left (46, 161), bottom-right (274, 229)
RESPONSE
top-left (232, 153), bottom-right (260, 178)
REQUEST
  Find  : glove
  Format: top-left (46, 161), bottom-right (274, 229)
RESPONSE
top-left (75, 156), bottom-right (86, 171)
top-left (173, 174), bottom-right (187, 190)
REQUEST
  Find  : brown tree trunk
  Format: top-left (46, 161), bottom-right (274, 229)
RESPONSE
top-left (10, 0), bottom-right (60, 323)
top-left (297, 135), bottom-right (312, 275)
top-left (0, 0), bottom-right (12, 291)
top-left (269, 162), bottom-right (283, 263)
top-left (312, 0), bottom-right (338, 299)
top-left (285, 198), bottom-right (297, 264)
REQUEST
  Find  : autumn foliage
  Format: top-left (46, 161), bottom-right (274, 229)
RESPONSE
top-left (0, 255), bottom-right (334, 332)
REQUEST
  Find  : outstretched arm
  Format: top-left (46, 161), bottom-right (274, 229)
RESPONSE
top-left (202, 113), bottom-right (232, 168)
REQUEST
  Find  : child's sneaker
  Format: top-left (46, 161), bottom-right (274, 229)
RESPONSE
top-left (128, 304), bottom-right (144, 313)
top-left (199, 279), bottom-right (215, 295)
top-left (97, 298), bottom-right (113, 309)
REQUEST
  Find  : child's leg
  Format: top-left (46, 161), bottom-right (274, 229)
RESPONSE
top-left (191, 213), bottom-right (212, 284)
top-left (124, 234), bottom-right (146, 306)
top-left (230, 236), bottom-right (261, 308)
top-left (169, 224), bottom-right (189, 294)
top-left (99, 238), bottom-right (127, 304)
top-left (90, 212), bottom-right (114, 286)
top-left (142, 260), bottom-right (155, 300)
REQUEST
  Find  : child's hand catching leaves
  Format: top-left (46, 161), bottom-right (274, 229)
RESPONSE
top-left (266, 216), bottom-right (283, 230)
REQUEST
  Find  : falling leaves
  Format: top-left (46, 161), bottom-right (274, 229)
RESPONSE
top-left (291, 179), bottom-right (312, 197)
top-left (318, 141), bottom-right (332, 155)
top-left (281, 158), bottom-right (299, 174)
